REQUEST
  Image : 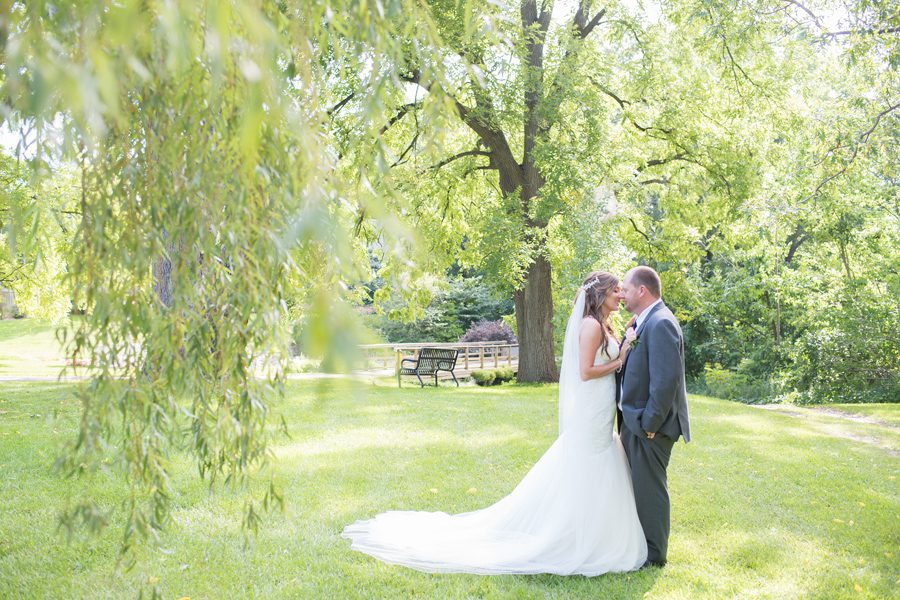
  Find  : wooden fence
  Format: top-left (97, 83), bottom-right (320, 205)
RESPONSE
top-left (358, 341), bottom-right (519, 376)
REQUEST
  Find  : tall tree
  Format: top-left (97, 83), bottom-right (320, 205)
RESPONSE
top-left (338, 0), bottom-right (786, 381)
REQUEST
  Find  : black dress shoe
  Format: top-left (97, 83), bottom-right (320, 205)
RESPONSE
top-left (641, 559), bottom-right (667, 568)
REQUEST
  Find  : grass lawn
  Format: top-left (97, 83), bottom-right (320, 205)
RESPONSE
top-left (0, 319), bottom-right (69, 378)
top-left (0, 380), bottom-right (897, 599)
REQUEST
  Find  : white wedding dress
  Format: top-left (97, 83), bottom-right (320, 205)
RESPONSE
top-left (342, 291), bottom-right (647, 575)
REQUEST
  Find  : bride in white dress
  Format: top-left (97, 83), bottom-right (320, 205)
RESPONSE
top-left (342, 272), bottom-right (647, 575)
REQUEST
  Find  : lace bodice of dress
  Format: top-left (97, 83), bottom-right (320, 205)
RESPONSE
top-left (594, 339), bottom-right (620, 367)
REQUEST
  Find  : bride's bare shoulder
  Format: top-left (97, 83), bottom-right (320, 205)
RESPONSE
top-left (580, 316), bottom-right (602, 331)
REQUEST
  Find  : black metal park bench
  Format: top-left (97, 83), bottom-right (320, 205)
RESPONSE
top-left (397, 347), bottom-right (460, 388)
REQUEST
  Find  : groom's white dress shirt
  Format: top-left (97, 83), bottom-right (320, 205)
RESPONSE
top-left (634, 298), bottom-right (663, 331)
top-left (619, 298), bottom-right (663, 411)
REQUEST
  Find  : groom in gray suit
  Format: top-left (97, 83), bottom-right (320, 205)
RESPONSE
top-left (618, 266), bottom-right (691, 567)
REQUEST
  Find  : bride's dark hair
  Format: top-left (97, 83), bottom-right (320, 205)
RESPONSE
top-left (581, 271), bottom-right (619, 357)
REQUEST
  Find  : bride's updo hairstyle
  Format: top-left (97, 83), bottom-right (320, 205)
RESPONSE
top-left (581, 271), bottom-right (619, 355)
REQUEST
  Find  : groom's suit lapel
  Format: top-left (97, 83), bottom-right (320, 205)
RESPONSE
top-left (622, 301), bottom-right (666, 372)
top-left (636, 301), bottom-right (665, 338)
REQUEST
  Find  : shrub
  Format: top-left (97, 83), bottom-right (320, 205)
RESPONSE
top-left (471, 369), bottom-right (496, 386)
top-left (495, 367), bottom-right (515, 383)
top-left (784, 326), bottom-right (900, 404)
top-left (471, 368), bottom-right (516, 386)
top-left (460, 319), bottom-right (517, 344)
top-left (702, 363), bottom-right (774, 404)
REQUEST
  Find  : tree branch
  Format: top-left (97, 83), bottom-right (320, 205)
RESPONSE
top-left (576, 6), bottom-right (607, 39)
top-left (327, 92), bottom-right (355, 117)
top-left (642, 152), bottom-right (689, 169)
top-left (806, 100), bottom-right (898, 200)
top-left (783, 0), bottom-right (826, 31)
top-left (588, 76), bottom-right (672, 134)
top-left (391, 132), bottom-right (419, 167)
top-left (783, 1), bottom-right (899, 39)
top-left (784, 223), bottom-right (807, 264)
top-left (591, 79), bottom-right (630, 109)
top-left (402, 69), bottom-right (521, 188)
top-left (629, 217), bottom-right (651, 243)
top-left (0, 264), bottom-right (26, 284)
top-left (826, 26), bottom-right (900, 37)
top-left (859, 101), bottom-right (900, 143)
top-left (379, 101), bottom-right (421, 136)
top-left (540, 4), bottom-right (607, 136)
top-left (428, 149), bottom-right (492, 171)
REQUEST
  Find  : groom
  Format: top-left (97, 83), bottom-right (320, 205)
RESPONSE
top-left (618, 266), bottom-right (691, 568)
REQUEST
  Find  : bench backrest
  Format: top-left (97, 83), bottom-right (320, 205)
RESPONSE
top-left (416, 348), bottom-right (459, 372)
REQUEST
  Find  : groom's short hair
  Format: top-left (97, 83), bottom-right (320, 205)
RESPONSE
top-left (628, 266), bottom-right (661, 297)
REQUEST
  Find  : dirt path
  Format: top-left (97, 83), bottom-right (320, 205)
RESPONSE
top-left (756, 403), bottom-right (899, 457)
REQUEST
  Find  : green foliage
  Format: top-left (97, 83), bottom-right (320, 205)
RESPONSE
top-left (470, 369), bottom-right (495, 386)
top-left (0, 153), bottom-right (78, 320)
top-left (784, 298), bottom-right (900, 404)
top-left (373, 276), bottom-right (513, 343)
top-left (700, 363), bottom-right (775, 405)
top-left (495, 367), bottom-right (515, 383)
top-left (471, 367), bottom-right (515, 386)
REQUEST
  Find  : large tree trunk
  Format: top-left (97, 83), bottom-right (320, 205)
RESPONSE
top-left (152, 243), bottom-right (173, 308)
top-left (514, 253), bottom-right (558, 382)
top-left (513, 0), bottom-right (556, 383)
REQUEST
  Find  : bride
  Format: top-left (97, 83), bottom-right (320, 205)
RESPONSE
top-left (342, 272), bottom-right (647, 575)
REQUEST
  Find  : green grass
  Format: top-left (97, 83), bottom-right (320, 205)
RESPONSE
top-left (0, 380), bottom-right (897, 599)
top-left (0, 318), bottom-right (69, 378)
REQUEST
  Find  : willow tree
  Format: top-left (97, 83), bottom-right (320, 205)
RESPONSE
top-left (1, 0), bottom-right (450, 558)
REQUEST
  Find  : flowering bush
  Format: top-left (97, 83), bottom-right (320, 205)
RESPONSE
top-left (460, 319), bottom-right (517, 344)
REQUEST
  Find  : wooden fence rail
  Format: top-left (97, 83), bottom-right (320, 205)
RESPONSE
top-left (358, 341), bottom-right (519, 375)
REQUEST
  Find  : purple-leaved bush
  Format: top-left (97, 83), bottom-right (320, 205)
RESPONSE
top-left (460, 319), bottom-right (517, 343)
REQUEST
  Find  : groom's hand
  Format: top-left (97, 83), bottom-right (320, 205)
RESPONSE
top-left (645, 431), bottom-right (656, 439)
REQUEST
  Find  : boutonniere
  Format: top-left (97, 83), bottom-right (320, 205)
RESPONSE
top-left (626, 326), bottom-right (640, 349)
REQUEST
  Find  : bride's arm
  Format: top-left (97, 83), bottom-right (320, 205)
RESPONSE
top-left (579, 319), bottom-right (624, 381)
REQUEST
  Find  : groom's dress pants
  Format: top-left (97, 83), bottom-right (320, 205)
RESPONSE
top-left (622, 427), bottom-right (675, 563)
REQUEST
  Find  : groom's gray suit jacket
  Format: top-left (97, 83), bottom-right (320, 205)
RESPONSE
top-left (619, 301), bottom-right (691, 442)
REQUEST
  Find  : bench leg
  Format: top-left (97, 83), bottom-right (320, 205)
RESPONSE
top-left (450, 371), bottom-right (459, 387)
top-left (434, 373), bottom-right (439, 387)
top-left (416, 372), bottom-right (425, 388)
